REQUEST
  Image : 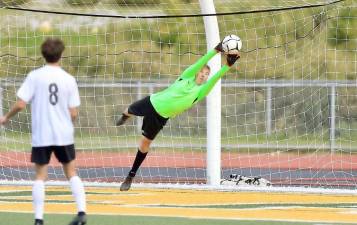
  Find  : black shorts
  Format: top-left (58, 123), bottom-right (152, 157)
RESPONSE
top-left (128, 96), bottom-right (168, 140)
top-left (31, 144), bottom-right (75, 165)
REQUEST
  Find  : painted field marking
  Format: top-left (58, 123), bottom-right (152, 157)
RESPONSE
top-left (0, 186), bottom-right (356, 224)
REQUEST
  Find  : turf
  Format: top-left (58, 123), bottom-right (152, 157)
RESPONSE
top-left (1, 212), bottom-right (355, 225)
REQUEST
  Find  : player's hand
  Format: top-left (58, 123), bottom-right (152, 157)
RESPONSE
top-left (214, 42), bottom-right (224, 53)
top-left (226, 53), bottom-right (240, 67)
top-left (0, 116), bottom-right (8, 125)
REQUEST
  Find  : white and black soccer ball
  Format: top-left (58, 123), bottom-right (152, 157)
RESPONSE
top-left (222, 34), bottom-right (242, 54)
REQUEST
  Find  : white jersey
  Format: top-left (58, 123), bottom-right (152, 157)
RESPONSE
top-left (17, 65), bottom-right (80, 147)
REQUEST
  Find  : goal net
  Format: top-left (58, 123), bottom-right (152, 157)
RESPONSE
top-left (0, 0), bottom-right (356, 190)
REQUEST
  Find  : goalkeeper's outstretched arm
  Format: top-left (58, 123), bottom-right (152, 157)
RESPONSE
top-left (179, 47), bottom-right (221, 80)
top-left (196, 54), bottom-right (240, 102)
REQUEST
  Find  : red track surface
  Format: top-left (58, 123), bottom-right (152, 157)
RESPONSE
top-left (0, 152), bottom-right (357, 169)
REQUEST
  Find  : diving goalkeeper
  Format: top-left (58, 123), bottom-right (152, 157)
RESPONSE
top-left (116, 43), bottom-right (240, 191)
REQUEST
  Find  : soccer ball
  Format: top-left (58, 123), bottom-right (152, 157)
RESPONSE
top-left (222, 35), bottom-right (242, 54)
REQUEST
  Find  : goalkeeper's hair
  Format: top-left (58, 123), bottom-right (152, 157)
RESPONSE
top-left (202, 64), bottom-right (210, 71)
top-left (41, 38), bottom-right (65, 63)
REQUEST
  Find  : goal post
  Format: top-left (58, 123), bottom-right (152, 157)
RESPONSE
top-left (199, 0), bottom-right (221, 186)
top-left (0, 0), bottom-right (356, 192)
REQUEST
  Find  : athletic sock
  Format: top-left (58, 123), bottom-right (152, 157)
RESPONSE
top-left (69, 176), bottom-right (86, 213)
top-left (129, 149), bottom-right (148, 177)
top-left (32, 180), bottom-right (45, 220)
top-left (78, 211), bottom-right (86, 216)
top-left (34, 219), bottom-right (44, 225)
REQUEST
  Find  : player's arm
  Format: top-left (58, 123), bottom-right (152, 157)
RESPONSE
top-left (68, 78), bottom-right (81, 122)
top-left (179, 48), bottom-right (221, 80)
top-left (0, 73), bottom-right (34, 125)
top-left (69, 107), bottom-right (79, 122)
top-left (0, 99), bottom-right (27, 125)
top-left (196, 54), bottom-right (240, 102)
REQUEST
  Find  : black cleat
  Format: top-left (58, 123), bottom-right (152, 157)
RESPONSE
top-left (116, 114), bottom-right (130, 126)
top-left (68, 214), bottom-right (87, 225)
top-left (120, 176), bottom-right (133, 191)
top-left (34, 219), bottom-right (44, 225)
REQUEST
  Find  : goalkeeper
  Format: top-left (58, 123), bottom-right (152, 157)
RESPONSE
top-left (116, 43), bottom-right (240, 191)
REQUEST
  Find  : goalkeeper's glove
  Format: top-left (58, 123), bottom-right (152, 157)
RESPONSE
top-left (226, 54), bottom-right (240, 67)
top-left (214, 42), bottom-right (224, 53)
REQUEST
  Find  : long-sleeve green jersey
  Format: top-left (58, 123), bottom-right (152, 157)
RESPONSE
top-left (150, 49), bottom-right (231, 118)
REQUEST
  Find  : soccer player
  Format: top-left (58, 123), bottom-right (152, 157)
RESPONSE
top-left (116, 43), bottom-right (240, 191)
top-left (0, 38), bottom-right (87, 225)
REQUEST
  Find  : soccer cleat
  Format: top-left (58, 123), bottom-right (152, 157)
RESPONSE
top-left (116, 114), bottom-right (130, 126)
top-left (120, 175), bottom-right (133, 191)
top-left (68, 214), bottom-right (87, 225)
top-left (34, 219), bottom-right (44, 225)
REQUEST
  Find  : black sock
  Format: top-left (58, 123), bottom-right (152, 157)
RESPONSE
top-left (35, 219), bottom-right (44, 224)
top-left (129, 149), bottom-right (148, 177)
top-left (78, 211), bottom-right (86, 216)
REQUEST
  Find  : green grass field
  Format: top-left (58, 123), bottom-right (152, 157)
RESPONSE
top-left (4, 212), bottom-right (357, 225)
top-left (0, 212), bottom-right (348, 225)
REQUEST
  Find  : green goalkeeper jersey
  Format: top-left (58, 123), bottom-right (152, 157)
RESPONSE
top-left (150, 49), bottom-right (230, 118)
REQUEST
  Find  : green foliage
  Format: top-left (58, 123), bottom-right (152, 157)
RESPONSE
top-left (65, 0), bottom-right (100, 6)
top-left (113, 0), bottom-right (161, 5)
top-left (0, 0), bottom-right (30, 6)
top-left (0, 1), bottom-right (355, 82)
top-left (328, 7), bottom-right (357, 46)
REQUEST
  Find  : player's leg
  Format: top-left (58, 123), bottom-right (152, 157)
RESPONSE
top-left (63, 161), bottom-right (87, 225)
top-left (120, 112), bottom-right (168, 191)
top-left (132, 135), bottom-right (152, 173)
top-left (62, 160), bottom-right (86, 215)
top-left (54, 145), bottom-right (87, 225)
top-left (33, 164), bottom-right (47, 225)
top-left (116, 108), bottom-right (131, 126)
top-left (120, 136), bottom-right (152, 191)
top-left (116, 96), bottom-right (151, 126)
top-left (31, 147), bottom-right (52, 225)
top-left (127, 136), bottom-right (152, 177)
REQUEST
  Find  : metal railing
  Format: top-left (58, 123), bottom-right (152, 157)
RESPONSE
top-left (2, 79), bottom-right (357, 151)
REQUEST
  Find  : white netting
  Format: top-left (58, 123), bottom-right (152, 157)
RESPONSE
top-left (0, 0), bottom-right (343, 15)
top-left (0, 0), bottom-right (356, 190)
